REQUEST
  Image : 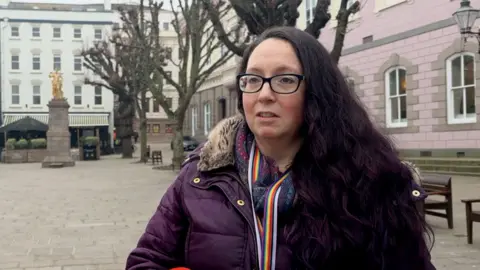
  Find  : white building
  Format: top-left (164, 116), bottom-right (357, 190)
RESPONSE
top-left (0, 0), bottom-right (116, 147)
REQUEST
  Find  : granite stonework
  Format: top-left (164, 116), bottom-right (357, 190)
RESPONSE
top-left (42, 98), bottom-right (75, 168)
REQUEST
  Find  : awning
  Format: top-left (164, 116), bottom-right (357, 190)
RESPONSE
top-left (1, 114), bottom-right (110, 128)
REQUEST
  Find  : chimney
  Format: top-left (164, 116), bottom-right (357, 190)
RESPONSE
top-left (104, 0), bottom-right (111, 11)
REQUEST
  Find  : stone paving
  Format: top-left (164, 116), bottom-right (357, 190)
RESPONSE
top-left (0, 150), bottom-right (479, 270)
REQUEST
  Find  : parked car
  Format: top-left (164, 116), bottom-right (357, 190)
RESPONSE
top-left (171, 136), bottom-right (200, 151)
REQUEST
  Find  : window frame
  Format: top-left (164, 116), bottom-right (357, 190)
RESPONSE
top-left (73, 28), bottom-right (82, 39)
top-left (384, 66), bottom-right (408, 128)
top-left (74, 85), bottom-right (82, 105)
top-left (94, 28), bottom-right (102, 40)
top-left (94, 86), bottom-right (102, 105)
top-left (203, 102), bottom-right (211, 135)
top-left (53, 26), bottom-right (61, 39)
top-left (11, 84), bottom-right (20, 105)
top-left (11, 54), bottom-right (20, 70)
top-left (32, 54), bottom-right (41, 70)
top-left (32, 85), bottom-right (41, 105)
top-left (191, 106), bottom-right (198, 136)
top-left (11, 26), bottom-right (19, 37)
top-left (53, 54), bottom-right (61, 70)
top-left (32, 26), bottom-right (40, 38)
top-left (73, 56), bottom-right (83, 71)
top-left (446, 52), bottom-right (477, 124)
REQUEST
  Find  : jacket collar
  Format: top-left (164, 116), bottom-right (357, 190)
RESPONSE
top-left (197, 114), bottom-right (244, 172)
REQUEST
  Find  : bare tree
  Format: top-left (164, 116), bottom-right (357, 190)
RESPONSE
top-left (127, 0), bottom-right (243, 169)
top-left (82, 2), bottom-right (160, 160)
top-left (202, 0), bottom-right (361, 64)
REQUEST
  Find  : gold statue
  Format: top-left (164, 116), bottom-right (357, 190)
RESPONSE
top-left (49, 70), bottom-right (64, 99)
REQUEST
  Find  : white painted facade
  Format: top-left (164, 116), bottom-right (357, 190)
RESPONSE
top-left (0, 0), bottom-right (116, 145)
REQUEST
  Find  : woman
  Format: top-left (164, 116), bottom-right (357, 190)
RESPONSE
top-left (126, 26), bottom-right (435, 270)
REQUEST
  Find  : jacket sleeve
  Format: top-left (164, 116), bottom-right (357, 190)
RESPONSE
top-left (125, 162), bottom-right (192, 270)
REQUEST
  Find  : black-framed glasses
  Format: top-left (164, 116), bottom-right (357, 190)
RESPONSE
top-left (236, 73), bottom-right (305, 94)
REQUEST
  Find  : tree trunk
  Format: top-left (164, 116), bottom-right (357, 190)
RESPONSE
top-left (172, 113), bottom-right (186, 170)
top-left (138, 113), bottom-right (148, 162)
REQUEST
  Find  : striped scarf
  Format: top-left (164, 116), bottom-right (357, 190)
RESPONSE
top-left (234, 123), bottom-right (296, 218)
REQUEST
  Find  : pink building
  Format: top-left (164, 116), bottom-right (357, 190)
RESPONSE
top-left (319, 0), bottom-right (480, 158)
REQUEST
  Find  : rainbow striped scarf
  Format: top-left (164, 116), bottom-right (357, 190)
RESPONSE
top-left (234, 124), bottom-right (296, 270)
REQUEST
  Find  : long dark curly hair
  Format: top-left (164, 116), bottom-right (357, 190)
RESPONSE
top-left (236, 27), bottom-right (434, 270)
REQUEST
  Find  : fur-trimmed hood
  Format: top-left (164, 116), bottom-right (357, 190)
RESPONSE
top-left (197, 114), bottom-right (244, 172)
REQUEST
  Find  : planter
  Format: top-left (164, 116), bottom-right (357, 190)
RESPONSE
top-left (2, 149), bottom-right (47, 163)
top-left (82, 145), bottom-right (98, 161)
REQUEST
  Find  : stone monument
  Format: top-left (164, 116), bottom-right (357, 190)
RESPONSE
top-left (42, 70), bottom-right (75, 168)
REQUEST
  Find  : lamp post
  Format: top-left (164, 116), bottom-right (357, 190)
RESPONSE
top-left (453, 0), bottom-right (480, 52)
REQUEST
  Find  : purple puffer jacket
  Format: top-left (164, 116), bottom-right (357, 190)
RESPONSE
top-left (125, 115), bottom-right (435, 270)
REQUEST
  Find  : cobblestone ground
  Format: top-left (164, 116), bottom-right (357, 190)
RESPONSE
top-left (0, 150), bottom-right (479, 270)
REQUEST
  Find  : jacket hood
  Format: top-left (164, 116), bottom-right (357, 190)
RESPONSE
top-left (197, 114), bottom-right (244, 172)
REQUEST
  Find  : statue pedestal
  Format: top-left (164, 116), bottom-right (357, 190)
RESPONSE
top-left (42, 98), bottom-right (75, 168)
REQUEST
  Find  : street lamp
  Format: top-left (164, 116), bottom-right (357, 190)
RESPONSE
top-left (453, 0), bottom-right (480, 52)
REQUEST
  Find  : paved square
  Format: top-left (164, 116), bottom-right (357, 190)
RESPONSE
top-left (0, 154), bottom-right (479, 270)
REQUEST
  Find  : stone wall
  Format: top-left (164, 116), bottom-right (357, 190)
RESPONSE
top-left (2, 149), bottom-right (48, 163)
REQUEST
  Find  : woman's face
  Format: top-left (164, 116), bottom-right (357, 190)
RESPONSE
top-left (242, 38), bottom-right (305, 141)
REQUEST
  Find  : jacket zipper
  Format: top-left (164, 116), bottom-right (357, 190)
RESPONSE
top-left (212, 172), bottom-right (260, 269)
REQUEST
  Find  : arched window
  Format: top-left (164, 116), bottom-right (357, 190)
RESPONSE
top-left (385, 67), bottom-right (407, 128)
top-left (446, 53), bottom-right (476, 124)
top-left (203, 102), bottom-right (211, 135)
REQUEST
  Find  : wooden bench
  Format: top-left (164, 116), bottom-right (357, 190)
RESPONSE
top-left (151, 150), bottom-right (163, 165)
top-left (461, 198), bottom-right (480, 244)
top-left (421, 174), bottom-right (453, 229)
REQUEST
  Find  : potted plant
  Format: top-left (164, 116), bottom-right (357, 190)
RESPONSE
top-left (80, 136), bottom-right (99, 160)
top-left (30, 138), bottom-right (47, 149)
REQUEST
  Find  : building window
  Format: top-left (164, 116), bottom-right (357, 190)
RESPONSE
top-left (218, 98), bottom-right (226, 120)
top-left (73, 28), bottom-right (82, 39)
top-left (33, 85), bottom-right (41, 105)
top-left (53, 27), bottom-right (61, 38)
top-left (32, 26), bottom-right (40, 37)
top-left (11, 26), bottom-right (19, 37)
top-left (145, 98), bottom-right (151, 113)
top-left (385, 67), bottom-right (407, 128)
top-left (32, 54), bottom-right (41, 70)
top-left (74, 85), bottom-right (82, 105)
top-left (152, 124), bottom-right (160, 133)
top-left (166, 97), bottom-right (173, 109)
top-left (446, 53), bottom-right (476, 124)
top-left (165, 71), bottom-right (172, 84)
top-left (11, 85), bottom-right (20, 105)
top-left (146, 124), bottom-right (151, 133)
top-left (305, 0), bottom-right (317, 24)
top-left (94, 29), bottom-right (102, 40)
top-left (74, 56), bottom-right (82, 71)
top-left (53, 54), bottom-right (61, 70)
top-left (153, 99), bottom-right (160, 112)
top-left (163, 22), bottom-right (169, 30)
top-left (11, 54), bottom-right (20, 70)
top-left (191, 106), bottom-right (198, 136)
top-left (204, 102), bottom-right (211, 135)
top-left (94, 86), bottom-right (102, 105)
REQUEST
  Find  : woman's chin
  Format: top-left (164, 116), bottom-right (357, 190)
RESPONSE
top-left (253, 127), bottom-right (281, 139)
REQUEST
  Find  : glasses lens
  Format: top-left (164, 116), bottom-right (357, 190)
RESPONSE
top-left (271, 75), bottom-right (300, 93)
top-left (239, 75), bottom-right (263, 92)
